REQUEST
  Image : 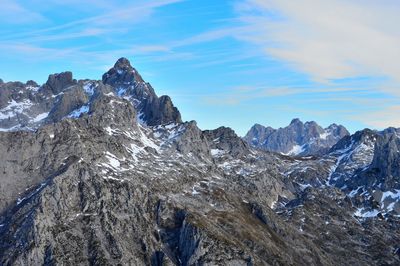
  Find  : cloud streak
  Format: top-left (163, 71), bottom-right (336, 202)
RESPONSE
top-left (0, 0), bottom-right (45, 24)
top-left (235, 0), bottom-right (400, 87)
top-left (0, 0), bottom-right (185, 42)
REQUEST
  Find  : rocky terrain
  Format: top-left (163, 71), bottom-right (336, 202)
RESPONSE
top-left (0, 58), bottom-right (399, 265)
top-left (244, 119), bottom-right (349, 156)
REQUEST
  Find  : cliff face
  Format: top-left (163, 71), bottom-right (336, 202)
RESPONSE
top-left (0, 59), bottom-right (399, 265)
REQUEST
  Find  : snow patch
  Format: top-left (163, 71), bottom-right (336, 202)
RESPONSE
top-left (105, 152), bottom-right (121, 169)
top-left (211, 149), bottom-right (225, 157)
top-left (68, 105), bottom-right (89, 118)
top-left (32, 112), bottom-right (49, 122)
top-left (83, 83), bottom-right (95, 95)
top-left (354, 208), bottom-right (379, 218)
top-left (192, 186), bottom-right (200, 195)
top-left (117, 87), bottom-right (127, 96)
top-left (381, 189), bottom-right (400, 201)
top-left (0, 99), bottom-right (33, 119)
top-left (284, 144), bottom-right (305, 156)
top-left (319, 132), bottom-right (330, 140)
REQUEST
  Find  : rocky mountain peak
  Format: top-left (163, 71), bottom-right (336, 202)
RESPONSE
top-left (101, 58), bottom-right (181, 126)
top-left (290, 118), bottom-right (302, 125)
top-left (102, 57), bottom-right (144, 86)
top-left (0, 78), bottom-right (3, 84)
top-left (26, 80), bottom-right (38, 87)
top-left (114, 57), bottom-right (133, 70)
top-left (44, 71), bottom-right (76, 94)
top-left (243, 123), bottom-right (275, 147)
top-left (204, 126), bottom-right (249, 157)
top-left (330, 128), bottom-right (376, 153)
top-left (0, 58), bottom-right (182, 132)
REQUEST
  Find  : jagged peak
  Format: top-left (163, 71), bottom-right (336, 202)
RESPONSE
top-left (26, 80), bottom-right (39, 87)
top-left (246, 123), bottom-right (275, 136)
top-left (327, 123), bottom-right (338, 128)
top-left (0, 78), bottom-right (3, 84)
top-left (330, 128), bottom-right (376, 153)
top-left (251, 123), bottom-right (267, 129)
top-left (114, 57), bottom-right (133, 70)
top-left (45, 71), bottom-right (77, 94)
top-left (205, 126), bottom-right (238, 136)
top-left (102, 57), bottom-right (144, 85)
top-left (290, 118), bottom-right (302, 125)
top-left (46, 71), bottom-right (73, 83)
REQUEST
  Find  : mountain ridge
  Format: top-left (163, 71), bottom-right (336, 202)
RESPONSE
top-left (244, 119), bottom-right (350, 156)
top-left (0, 58), bottom-right (399, 265)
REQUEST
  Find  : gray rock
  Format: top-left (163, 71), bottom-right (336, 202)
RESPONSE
top-left (244, 119), bottom-right (349, 156)
top-left (44, 71), bottom-right (77, 95)
top-left (102, 57), bottom-right (182, 126)
top-left (362, 129), bottom-right (400, 190)
top-left (47, 85), bottom-right (89, 122)
top-left (204, 126), bottom-right (249, 157)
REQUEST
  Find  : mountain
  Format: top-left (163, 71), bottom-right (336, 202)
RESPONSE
top-left (280, 127), bottom-right (400, 217)
top-left (244, 119), bottom-right (349, 156)
top-left (0, 58), bottom-right (399, 265)
top-left (0, 58), bottom-right (181, 132)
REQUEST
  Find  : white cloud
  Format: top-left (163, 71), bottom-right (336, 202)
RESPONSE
top-left (350, 105), bottom-right (400, 129)
top-left (235, 0), bottom-right (400, 89)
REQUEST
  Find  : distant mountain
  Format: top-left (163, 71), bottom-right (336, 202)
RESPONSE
top-left (244, 118), bottom-right (349, 156)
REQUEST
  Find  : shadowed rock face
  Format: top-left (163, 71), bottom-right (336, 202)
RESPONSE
top-left (0, 59), bottom-right (399, 265)
top-left (359, 128), bottom-right (400, 190)
top-left (47, 86), bottom-right (89, 122)
top-left (244, 119), bottom-right (349, 156)
top-left (44, 71), bottom-right (77, 95)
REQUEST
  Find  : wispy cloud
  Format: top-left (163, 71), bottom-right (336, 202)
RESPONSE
top-left (235, 0), bottom-right (400, 88)
top-left (0, 0), bottom-right (45, 24)
top-left (349, 105), bottom-right (400, 129)
top-left (0, 0), bottom-right (185, 42)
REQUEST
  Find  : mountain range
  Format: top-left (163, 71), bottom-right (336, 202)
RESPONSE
top-left (0, 58), bottom-right (399, 265)
top-left (243, 119), bottom-right (349, 156)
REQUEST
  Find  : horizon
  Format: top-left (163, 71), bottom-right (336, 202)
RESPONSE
top-left (0, 0), bottom-right (399, 136)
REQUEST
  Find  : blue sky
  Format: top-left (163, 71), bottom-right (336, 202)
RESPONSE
top-left (0, 0), bottom-right (399, 135)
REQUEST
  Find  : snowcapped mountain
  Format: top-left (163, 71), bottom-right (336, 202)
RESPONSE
top-left (0, 58), bottom-right (399, 265)
top-left (244, 118), bottom-right (349, 156)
